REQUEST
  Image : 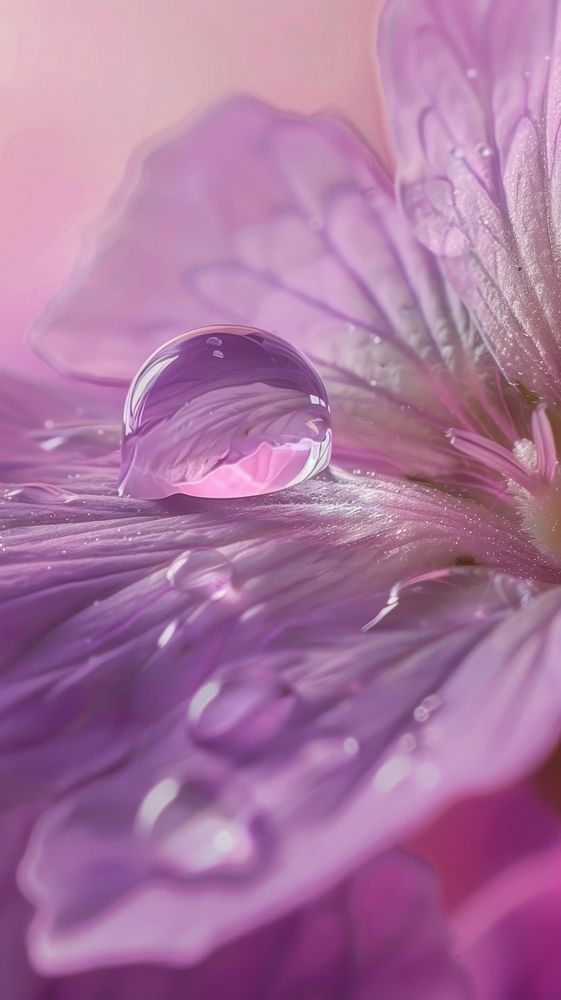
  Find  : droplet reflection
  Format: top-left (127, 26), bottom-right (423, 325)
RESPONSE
top-left (119, 325), bottom-right (332, 499)
top-left (136, 775), bottom-right (258, 877)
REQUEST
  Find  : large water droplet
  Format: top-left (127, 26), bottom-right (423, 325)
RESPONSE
top-left (363, 566), bottom-right (535, 632)
top-left (188, 672), bottom-right (295, 751)
top-left (119, 325), bottom-right (332, 499)
top-left (167, 548), bottom-right (233, 598)
top-left (136, 775), bottom-right (259, 877)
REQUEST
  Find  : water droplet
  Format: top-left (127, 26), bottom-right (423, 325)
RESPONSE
top-left (475, 142), bottom-right (493, 158)
top-left (413, 694), bottom-right (442, 723)
top-left (466, 67), bottom-right (478, 79)
top-left (363, 567), bottom-right (535, 632)
top-left (373, 754), bottom-right (412, 793)
top-left (34, 424), bottom-right (119, 454)
top-left (398, 733), bottom-right (417, 753)
top-left (119, 325), bottom-right (332, 499)
top-left (3, 482), bottom-right (77, 504)
top-left (206, 336), bottom-right (222, 347)
top-left (450, 146), bottom-right (465, 160)
top-left (136, 775), bottom-right (259, 876)
top-left (188, 671), bottom-right (295, 750)
top-left (167, 548), bottom-right (233, 598)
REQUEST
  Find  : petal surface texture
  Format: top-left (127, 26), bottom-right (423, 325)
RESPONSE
top-left (0, 375), bottom-right (559, 970)
top-left (380, 0), bottom-right (561, 401)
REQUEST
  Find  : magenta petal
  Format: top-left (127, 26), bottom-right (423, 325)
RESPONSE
top-left (380, 0), bottom-right (561, 399)
top-left (0, 809), bottom-right (469, 1000)
top-left (457, 842), bottom-right (561, 999)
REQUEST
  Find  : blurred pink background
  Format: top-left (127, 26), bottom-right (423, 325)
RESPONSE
top-left (1, 0), bottom-right (387, 374)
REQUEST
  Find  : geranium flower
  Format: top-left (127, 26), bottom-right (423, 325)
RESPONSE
top-left (4, 0), bottom-right (561, 993)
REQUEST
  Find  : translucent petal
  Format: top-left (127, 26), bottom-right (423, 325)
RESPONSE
top-left (380, 0), bottom-right (561, 400)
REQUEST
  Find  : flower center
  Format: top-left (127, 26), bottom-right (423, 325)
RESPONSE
top-left (449, 405), bottom-right (561, 560)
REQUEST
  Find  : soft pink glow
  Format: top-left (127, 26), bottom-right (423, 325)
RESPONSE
top-left (0, 0), bottom-right (387, 372)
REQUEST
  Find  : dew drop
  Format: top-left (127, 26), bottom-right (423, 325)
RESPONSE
top-left (119, 325), bottom-right (332, 499)
top-left (475, 142), bottom-right (493, 158)
top-left (136, 776), bottom-right (259, 877)
top-left (166, 548), bottom-right (233, 598)
top-left (188, 671), bottom-right (295, 750)
top-left (3, 482), bottom-right (77, 504)
top-left (363, 566), bottom-right (535, 632)
top-left (466, 67), bottom-right (478, 79)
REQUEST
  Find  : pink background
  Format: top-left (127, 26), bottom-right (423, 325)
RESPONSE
top-left (1, 0), bottom-right (387, 373)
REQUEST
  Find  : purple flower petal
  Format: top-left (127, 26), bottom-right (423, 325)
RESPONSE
top-left (30, 98), bottom-right (523, 485)
top-left (379, 0), bottom-right (561, 399)
top-left (0, 804), bottom-right (469, 1000)
top-left (17, 567), bottom-right (561, 971)
top-left (0, 375), bottom-right (559, 968)
top-left (456, 838), bottom-right (561, 998)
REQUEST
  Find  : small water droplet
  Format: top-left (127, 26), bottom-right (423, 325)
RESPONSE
top-left (167, 548), bottom-right (233, 598)
top-left (414, 695), bottom-right (442, 724)
top-left (363, 567), bottom-right (535, 632)
top-left (373, 754), bottom-right (412, 793)
top-left (398, 733), bottom-right (417, 753)
top-left (119, 325), bottom-right (332, 499)
top-left (450, 146), bottom-right (465, 160)
top-left (3, 482), bottom-right (77, 504)
top-left (206, 336), bottom-right (222, 347)
top-left (136, 775), bottom-right (259, 876)
top-left (34, 424), bottom-right (119, 454)
top-left (188, 671), bottom-right (295, 750)
top-left (475, 142), bottom-right (493, 158)
top-left (466, 67), bottom-right (478, 79)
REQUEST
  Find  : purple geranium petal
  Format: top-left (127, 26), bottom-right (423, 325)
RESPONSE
top-left (1, 373), bottom-right (557, 810)
top-left (380, 0), bottom-right (561, 400)
top-left (456, 839), bottom-right (561, 999)
top-left (30, 97), bottom-right (522, 487)
top-left (17, 568), bottom-right (561, 971)
top-left (0, 805), bottom-right (468, 1000)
